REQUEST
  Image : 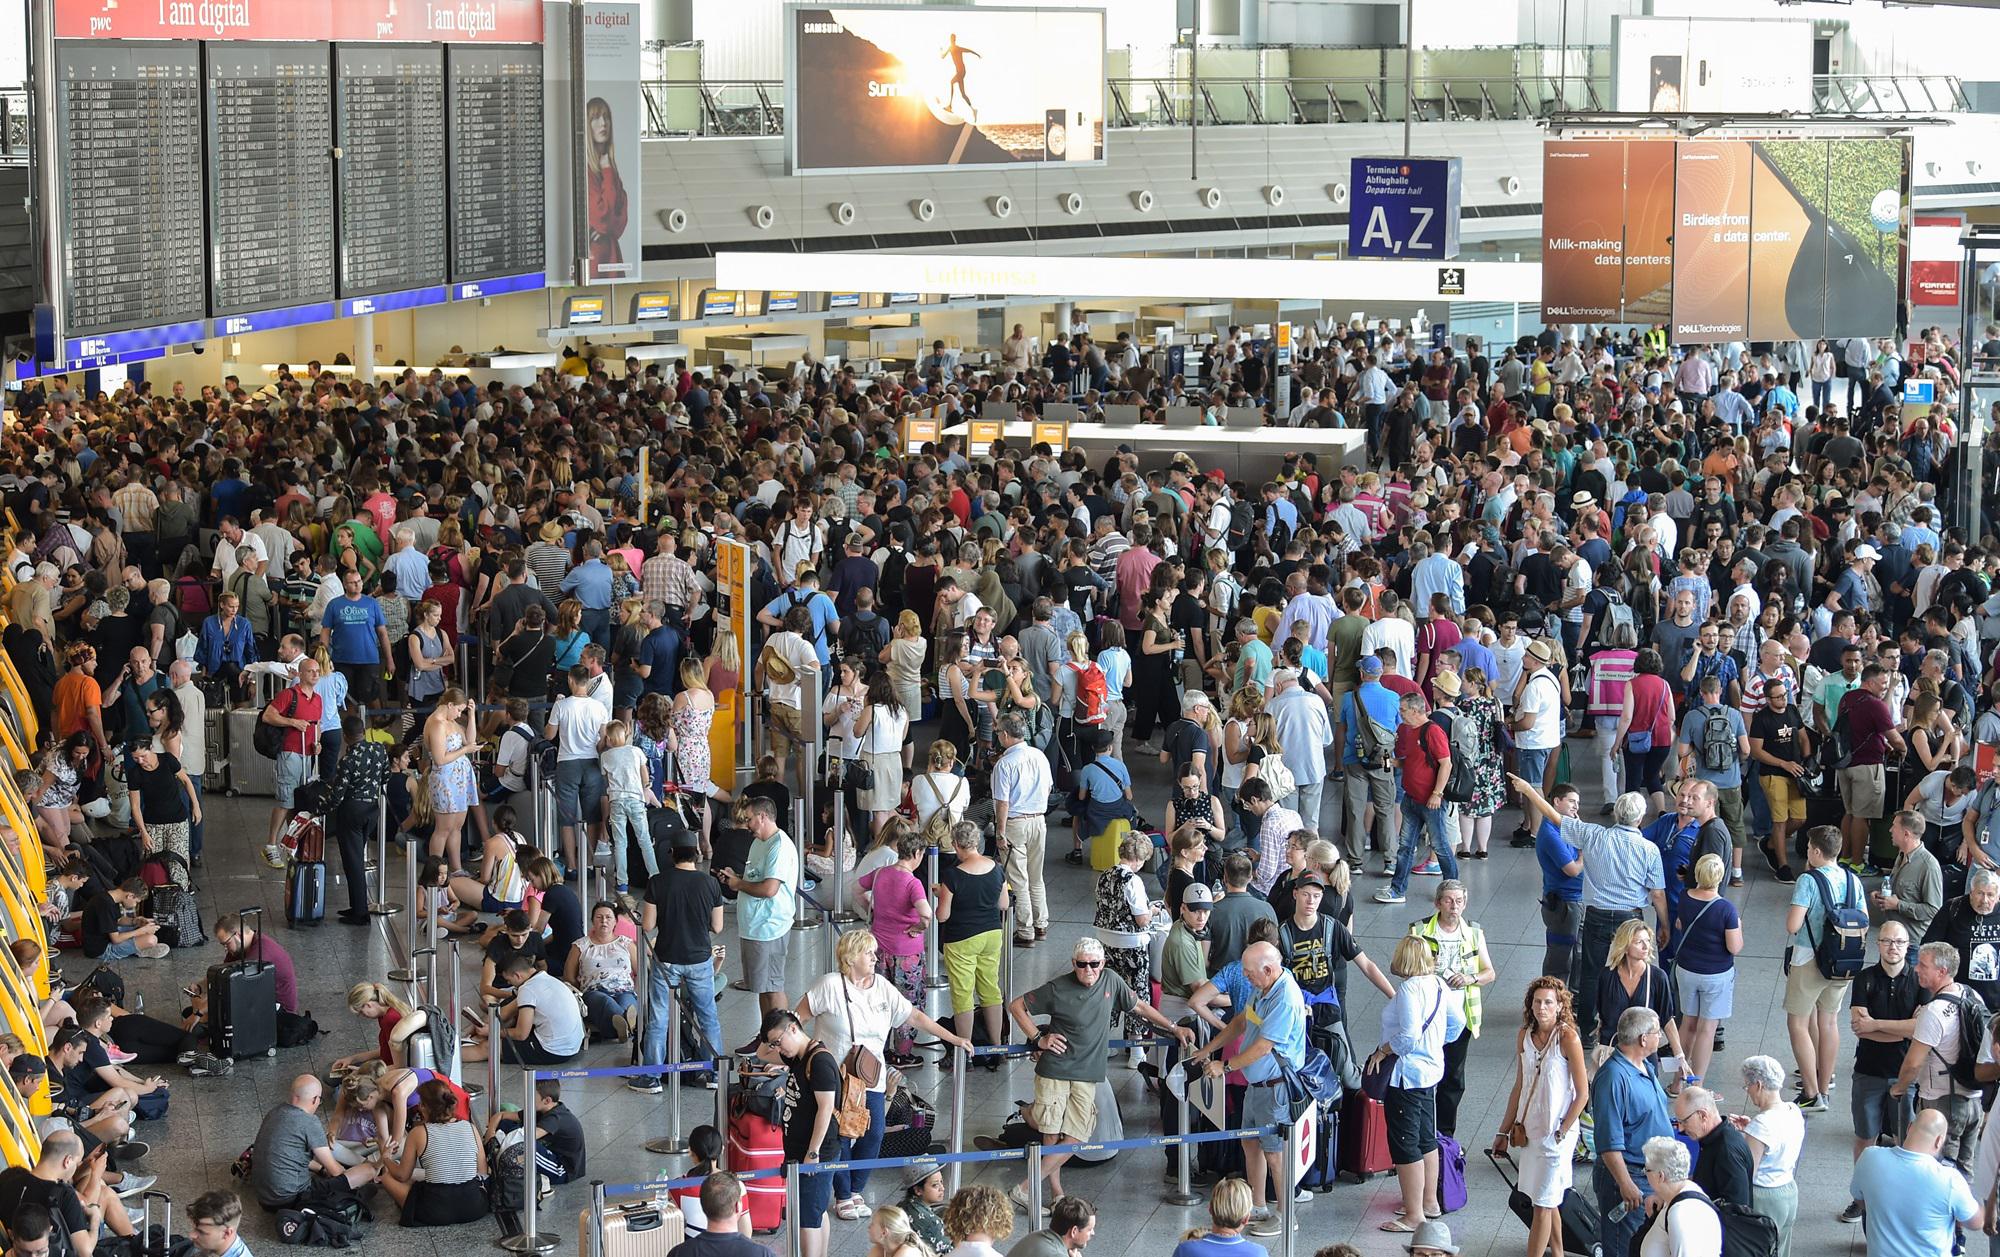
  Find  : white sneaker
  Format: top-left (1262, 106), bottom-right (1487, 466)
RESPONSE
top-left (261, 844), bottom-right (288, 869)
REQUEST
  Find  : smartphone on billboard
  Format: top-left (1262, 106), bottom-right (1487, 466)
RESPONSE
top-left (1045, 108), bottom-right (1095, 163)
top-left (1650, 56), bottom-right (1683, 111)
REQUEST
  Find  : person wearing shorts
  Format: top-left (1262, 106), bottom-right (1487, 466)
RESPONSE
top-left (1843, 920), bottom-right (1918, 1220)
top-left (1668, 853), bottom-right (1740, 1087)
top-left (1183, 941), bottom-right (1305, 1232)
top-left (717, 795), bottom-right (798, 1016)
top-left (744, 1009), bottom-right (838, 1257)
top-left (1783, 827), bottom-right (1866, 1111)
top-left (1009, 937), bottom-right (1191, 1208)
top-left (1372, 936), bottom-right (1466, 1231)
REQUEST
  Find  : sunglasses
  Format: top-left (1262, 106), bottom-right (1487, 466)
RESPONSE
top-left (1073, 960), bottom-right (1102, 970)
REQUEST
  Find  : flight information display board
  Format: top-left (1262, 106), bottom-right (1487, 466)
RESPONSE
top-left (447, 45), bottom-right (544, 286)
top-left (334, 44), bottom-right (449, 302)
top-left (52, 41), bottom-right (207, 354)
top-left (205, 43), bottom-right (337, 324)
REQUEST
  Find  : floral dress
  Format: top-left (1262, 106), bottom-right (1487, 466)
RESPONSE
top-left (669, 701), bottom-right (714, 793)
top-left (1456, 693), bottom-right (1506, 818)
top-left (1093, 865), bottom-right (1151, 1038)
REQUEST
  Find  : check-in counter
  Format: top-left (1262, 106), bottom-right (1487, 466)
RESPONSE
top-left (940, 419), bottom-right (1366, 480)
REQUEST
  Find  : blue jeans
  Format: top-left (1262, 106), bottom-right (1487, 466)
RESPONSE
top-left (606, 795), bottom-right (657, 887)
top-left (1515, 747), bottom-right (1554, 794)
top-left (1592, 1161), bottom-right (1648, 1257)
top-left (582, 606), bottom-right (611, 649)
top-left (643, 959), bottom-right (724, 1080)
top-left (187, 773), bottom-right (204, 858)
top-left (583, 986), bottom-right (638, 1039)
top-left (1743, 761), bottom-right (1770, 838)
top-left (101, 939), bottom-right (139, 960)
top-left (1389, 796), bottom-right (1458, 897)
top-left (833, 1089), bottom-right (887, 1198)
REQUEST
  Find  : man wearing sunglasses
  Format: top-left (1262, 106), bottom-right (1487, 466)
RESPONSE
top-left (1005, 938), bottom-right (1194, 1213)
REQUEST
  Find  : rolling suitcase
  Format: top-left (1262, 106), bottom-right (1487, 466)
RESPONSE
top-left (207, 905), bottom-right (278, 1059)
top-left (224, 673), bottom-right (287, 797)
top-left (1336, 1090), bottom-right (1392, 1180)
top-left (286, 860), bottom-right (326, 926)
top-left (1487, 1148), bottom-right (1602, 1256)
top-left (728, 1083), bottom-right (786, 1233)
top-left (581, 1194), bottom-right (685, 1257)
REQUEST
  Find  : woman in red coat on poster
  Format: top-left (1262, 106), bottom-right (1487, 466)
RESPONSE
top-left (585, 96), bottom-right (628, 274)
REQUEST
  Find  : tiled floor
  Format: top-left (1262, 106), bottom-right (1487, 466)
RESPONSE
top-left (113, 726), bottom-right (1876, 1257)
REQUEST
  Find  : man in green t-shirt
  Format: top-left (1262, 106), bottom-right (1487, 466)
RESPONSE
top-left (1008, 938), bottom-right (1193, 1209)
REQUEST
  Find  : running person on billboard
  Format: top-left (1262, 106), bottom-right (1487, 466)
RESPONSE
top-left (941, 35), bottom-right (982, 119)
top-left (585, 96), bottom-right (629, 273)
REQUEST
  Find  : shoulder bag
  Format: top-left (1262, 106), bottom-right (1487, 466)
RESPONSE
top-left (1361, 983), bottom-right (1443, 1102)
top-left (834, 982), bottom-right (883, 1138)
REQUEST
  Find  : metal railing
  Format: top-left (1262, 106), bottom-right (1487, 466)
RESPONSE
top-left (640, 68), bottom-right (1967, 138)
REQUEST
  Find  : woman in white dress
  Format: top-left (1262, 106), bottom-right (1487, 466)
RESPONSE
top-left (1490, 975), bottom-right (1588, 1257)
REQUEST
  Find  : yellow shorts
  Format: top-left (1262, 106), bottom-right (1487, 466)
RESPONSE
top-left (1762, 773), bottom-right (1807, 824)
top-left (1032, 1076), bottom-right (1099, 1142)
top-left (942, 930), bottom-right (1002, 1013)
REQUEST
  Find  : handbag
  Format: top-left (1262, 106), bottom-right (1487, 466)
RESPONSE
top-left (1625, 682), bottom-right (1658, 754)
top-left (1506, 1033), bottom-right (1554, 1148)
top-left (834, 981), bottom-right (884, 1138)
top-left (843, 757), bottom-right (876, 792)
top-left (1361, 986), bottom-right (1443, 1102)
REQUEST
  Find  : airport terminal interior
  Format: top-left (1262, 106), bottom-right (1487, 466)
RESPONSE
top-left (7, 0), bottom-right (2000, 1254)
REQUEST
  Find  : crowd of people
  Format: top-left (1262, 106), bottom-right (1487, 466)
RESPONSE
top-left (0, 315), bottom-right (1994, 1255)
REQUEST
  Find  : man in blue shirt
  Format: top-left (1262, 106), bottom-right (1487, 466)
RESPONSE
top-left (1535, 782), bottom-right (1584, 979)
top-left (318, 571), bottom-right (391, 707)
top-left (559, 541), bottom-right (615, 648)
top-left (757, 571), bottom-right (840, 670)
top-left (1185, 941), bottom-right (1307, 1236)
top-left (635, 602), bottom-right (682, 699)
top-left (1783, 826), bottom-right (1866, 1114)
top-left (1849, 1108), bottom-right (1981, 1255)
top-left (1341, 657), bottom-right (1402, 875)
top-left (1591, 1006), bottom-right (1674, 1257)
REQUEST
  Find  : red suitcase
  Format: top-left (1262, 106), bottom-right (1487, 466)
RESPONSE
top-left (1337, 1091), bottom-right (1393, 1180)
top-left (728, 1105), bottom-right (786, 1233)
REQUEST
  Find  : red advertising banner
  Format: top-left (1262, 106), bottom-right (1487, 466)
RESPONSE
top-left (55, 0), bottom-right (544, 42)
top-left (1911, 213), bottom-right (1964, 307)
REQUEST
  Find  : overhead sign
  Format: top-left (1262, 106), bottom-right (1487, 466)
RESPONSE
top-left (787, 4), bottom-right (1106, 175)
top-left (1347, 156), bottom-right (1461, 261)
top-left (53, 0), bottom-right (544, 41)
top-left (565, 296), bottom-right (607, 326)
top-left (766, 291), bottom-right (802, 313)
top-left (716, 251), bottom-right (1540, 304)
top-left (632, 292), bottom-right (677, 322)
top-left (1612, 16), bottom-right (1812, 113)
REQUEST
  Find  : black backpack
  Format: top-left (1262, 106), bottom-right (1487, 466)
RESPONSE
top-left (1226, 500), bottom-right (1256, 554)
top-left (1945, 989), bottom-right (1991, 1095)
top-left (1668, 1191), bottom-right (1779, 1257)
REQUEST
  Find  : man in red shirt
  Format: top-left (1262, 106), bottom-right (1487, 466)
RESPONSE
top-left (1836, 663), bottom-right (1906, 872)
top-left (1375, 690), bottom-right (1453, 906)
top-left (261, 656), bottom-right (325, 861)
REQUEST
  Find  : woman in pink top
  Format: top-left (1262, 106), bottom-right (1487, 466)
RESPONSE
top-left (1415, 592), bottom-right (1463, 695)
top-left (857, 824), bottom-right (931, 1066)
top-left (1615, 645), bottom-right (1678, 815)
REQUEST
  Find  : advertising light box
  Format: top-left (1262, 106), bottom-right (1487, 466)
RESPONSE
top-left (788, 4), bottom-right (1105, 174)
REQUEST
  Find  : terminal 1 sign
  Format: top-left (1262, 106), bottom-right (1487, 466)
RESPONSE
top-left (1346, 156), bottom-right (1462, 261)
top-left (1541, 135), bottom-right (1909, 342)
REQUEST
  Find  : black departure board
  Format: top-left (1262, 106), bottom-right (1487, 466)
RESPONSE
top-left (205, 43), bottom-right (336, 317)
top-left (448, 45), bottom-right (545, 283)
top-left (53, 41), bottom-right (206, 342)
top-left (333, 43), bottom-right (448, 298)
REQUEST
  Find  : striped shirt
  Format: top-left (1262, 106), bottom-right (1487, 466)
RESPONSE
top-left (112, 481), bottom-right (159, 532)
top-left (415, 1119), bottom-right (482, 1184)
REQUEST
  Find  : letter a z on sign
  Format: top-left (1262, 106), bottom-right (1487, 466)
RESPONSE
top-left (1348, 156), bottom-right (1463, 262)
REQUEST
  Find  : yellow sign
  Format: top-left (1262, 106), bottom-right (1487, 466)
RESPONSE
top-left (968, 418), bottom-right (1002, 457)
top-left (709, 539), bottom-right (752, 790)
top-left (633, 292), bottom-right (677, 323)
top-left (1276, 321), bottom-right (1292, 348)
top-left (903, 416), bottom-right (941, 454)
top-left (1032, 420), bottom-right (1069, 452)
top-left (563, 295), bottom-right (607, 327)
